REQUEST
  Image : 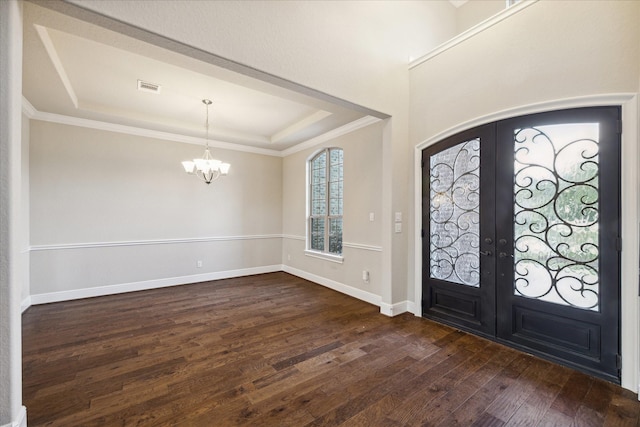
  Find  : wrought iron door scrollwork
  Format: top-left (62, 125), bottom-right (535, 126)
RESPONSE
top-left (513, 124), bottom-right (600, 310)
top-left (429, 139), bottom-right (481, 287)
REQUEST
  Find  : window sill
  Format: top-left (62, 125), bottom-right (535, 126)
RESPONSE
top-left (304, 250), bottom-right (344, 264)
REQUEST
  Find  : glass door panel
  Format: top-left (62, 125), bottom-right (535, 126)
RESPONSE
top-left (496, 107), bottom-right (620, 383)
top-left (422, 124), bottom-right (496, 337)
top-left (423, 107), bottom-right (621, 383)
top-left (513, 123), bottom-right (600, 310)
top-left (429, 138), bottom-right (481, 287)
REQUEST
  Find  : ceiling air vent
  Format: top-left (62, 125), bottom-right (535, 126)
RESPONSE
top-left (137, 80), bottom-right (162, 94)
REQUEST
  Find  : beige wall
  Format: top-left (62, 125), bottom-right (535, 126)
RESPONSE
top-left (64, 0), bottom-right (458, 315)
top-left (282, 122), bottom-right (383, 298)
top-left (29, 115), bottom-right (386, 304)
top-left (30, 121), bottom-right (283, 296)
top-left (30, 121), bottom-right (283, 243)
top-left (282, 122), bottom-right (382, 245)
top-left (411, 0), bottom-right (640, 143)
top-left (410, 0), bottom-right (640, 391)
top-left (456, 0), bottom-right (504, 33)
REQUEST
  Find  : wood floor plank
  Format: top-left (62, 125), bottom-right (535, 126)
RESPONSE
top-left (502, 375), bottom-right (563, 427)
top-left (22, 272), bottom-right (640, 426)
top-left (485, 357), bottom-right (553, 422)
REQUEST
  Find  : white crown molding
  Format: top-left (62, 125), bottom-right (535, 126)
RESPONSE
top-left (22, 97), bottom-right (382, 158)
top-left (409, 0), bottom-right (539, 69)
top-left (29, 234), bottom-right (283, 252)
top-left (29, 265), bottom-right (283, 305)
top-left (271, 110), bottom-right (332, 143)
top-left (23, 101), bottom-right (282, 157)
top-left (280, 115), bottom-right (382, 157)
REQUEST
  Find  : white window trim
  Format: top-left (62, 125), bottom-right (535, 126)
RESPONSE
top-left (306, 147), bottom-right (344, 259)
top-left (304, 249), bottom-right (344, 264)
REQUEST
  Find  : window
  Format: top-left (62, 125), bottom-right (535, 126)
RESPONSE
top-left (308, 148), bottom-right (343, 257)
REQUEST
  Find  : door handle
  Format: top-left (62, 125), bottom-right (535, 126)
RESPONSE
top-left (479, 250), bottom-right (492, 257)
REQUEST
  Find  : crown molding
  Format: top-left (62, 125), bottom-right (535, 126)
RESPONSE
top-left (280, 115), bottom-right (382, 157)
top-left (409, 0), bottom-right (538, 69)
top-left (22, 97), bottom-right (381, 158)
top-left (22, 98), bottom-right (281, 157)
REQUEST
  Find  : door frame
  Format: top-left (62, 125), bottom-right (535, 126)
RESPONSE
top-left (413, 94), bottom-right (639, 392)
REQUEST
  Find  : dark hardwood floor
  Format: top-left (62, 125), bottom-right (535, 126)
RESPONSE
top-left (23, 272), bottom-right (640, 426)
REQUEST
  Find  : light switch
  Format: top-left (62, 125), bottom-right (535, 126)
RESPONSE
top-left (395, 223), bottom-right (402, 233)
top-left (395, 212), bottom-right (402, 222)
top-left (369, 212), bottom-right (375, 222)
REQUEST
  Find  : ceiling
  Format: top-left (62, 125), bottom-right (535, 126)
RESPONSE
top-left (22, 2), bottom-right (377, 153)
top-left (449, 0), bottom-right (469, 8)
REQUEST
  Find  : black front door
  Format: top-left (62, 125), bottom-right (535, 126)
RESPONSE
top-left (422, 107), bottom-right (621, 383)
top-left (421, 124), bottom-right (496, 338)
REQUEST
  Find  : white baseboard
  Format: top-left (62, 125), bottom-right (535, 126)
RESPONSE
top-left (28, 265), bottom-right (411, 322)
top-left (282, 265), bottom-right (382, 307)
top-left (380, 300), bottom-right (417, 317)
top-left (0, 406), bottom-right (26, 427)
top-left (30, 265), bottom-right (282, 305)
top-left (409, 301), bottom-right (420, 316)
top-left (20, 296), bottom-right (31, 313)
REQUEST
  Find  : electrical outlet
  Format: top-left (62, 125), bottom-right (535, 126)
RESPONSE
top-left (287, 254), bottom-right (291, 261)
top-left (369, 212), bottom-right (375, 221)
top-left (362, 270), bottom-right (369, 282)
top-left (196, 260), bottom-right (203, 268)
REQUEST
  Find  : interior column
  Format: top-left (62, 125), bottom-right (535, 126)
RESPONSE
top-left (0, 0), bottom-right (27, 426)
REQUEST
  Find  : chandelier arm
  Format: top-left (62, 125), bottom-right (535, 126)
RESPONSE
top-left (182, 99), bottom-right (229, 185)
top-left (196, 169), bottom-right (221, 184)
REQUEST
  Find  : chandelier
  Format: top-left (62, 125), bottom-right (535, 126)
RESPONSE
top-left (182, 99), bottom-right (230, 184)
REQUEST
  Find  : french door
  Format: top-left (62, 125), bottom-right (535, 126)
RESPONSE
top-left (422, 107), bottom-right (621, 382)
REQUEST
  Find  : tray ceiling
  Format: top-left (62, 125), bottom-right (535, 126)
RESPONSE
top-left (22, 2), bottom-right (373, 152)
